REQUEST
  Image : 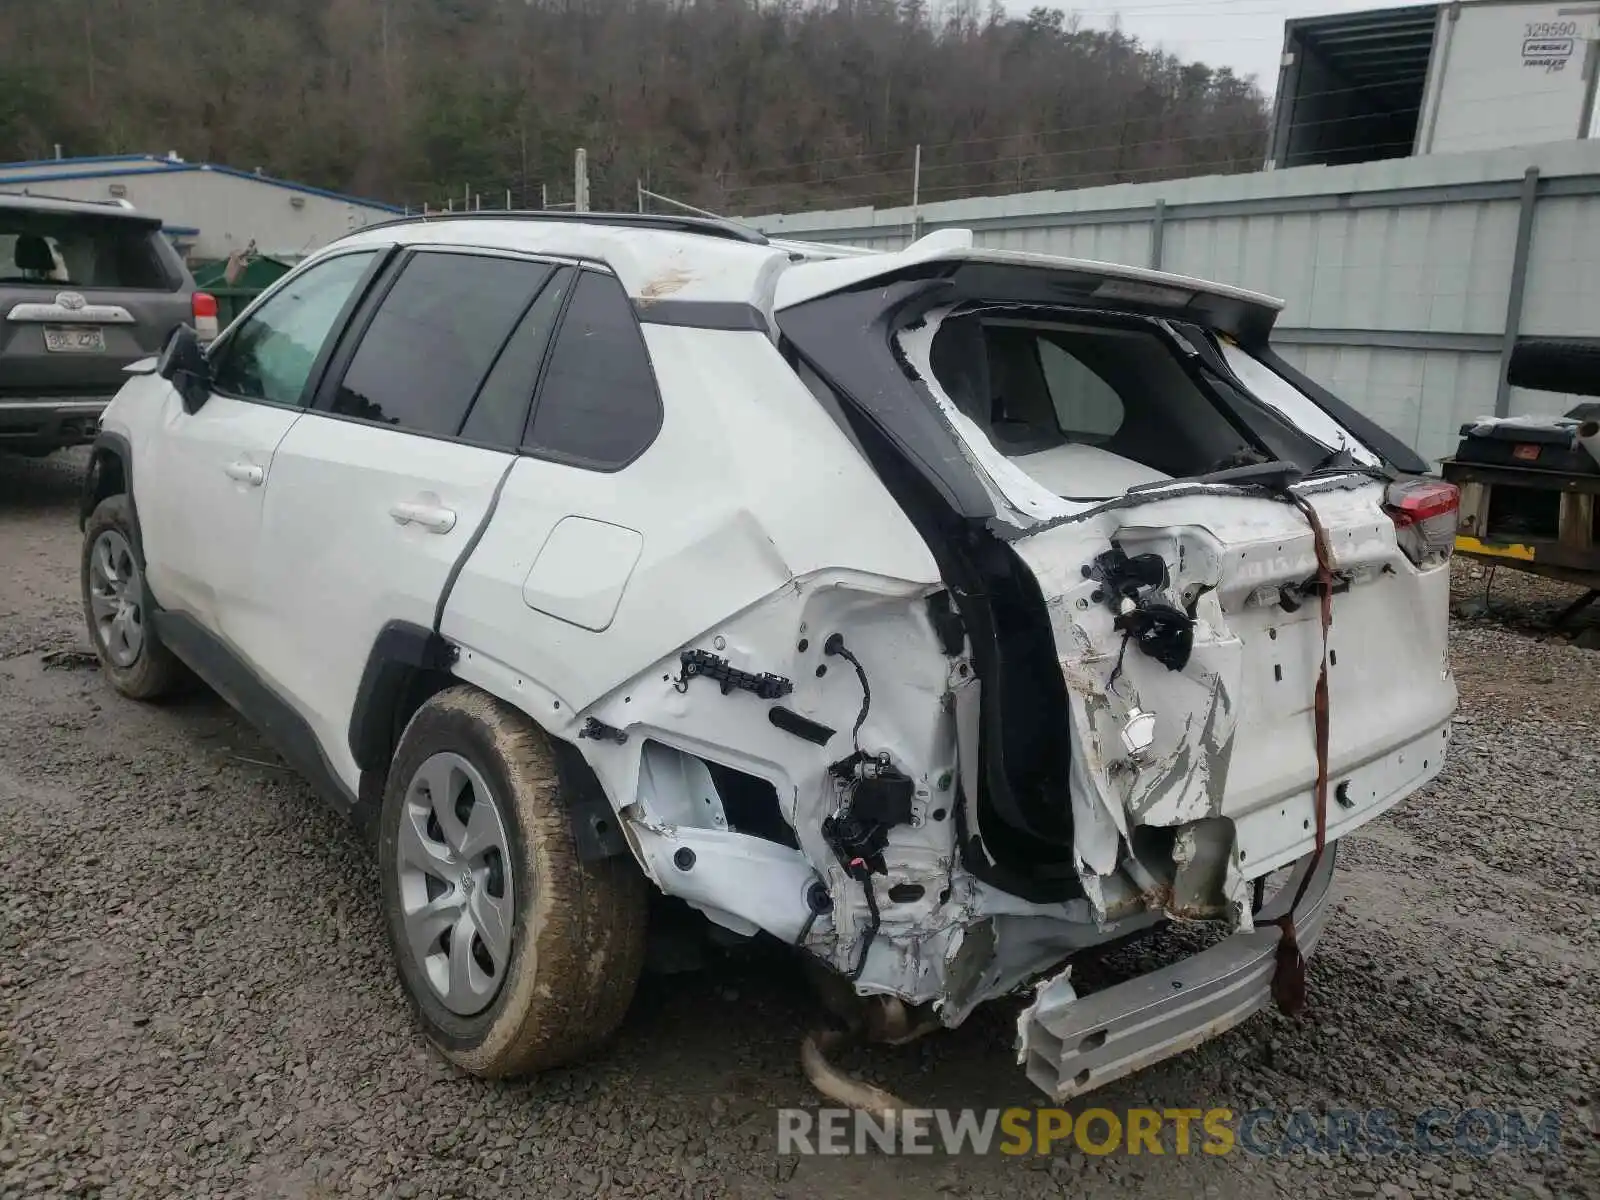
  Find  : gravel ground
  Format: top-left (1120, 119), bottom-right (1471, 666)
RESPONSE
top-left (1, 449), bottom-right (1596, 1200)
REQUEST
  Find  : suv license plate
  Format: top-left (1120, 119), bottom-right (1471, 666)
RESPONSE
top-left (43, 325), bottom-right (106, 353)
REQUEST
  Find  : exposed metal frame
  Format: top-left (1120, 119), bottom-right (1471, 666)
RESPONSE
top-left (1267, 2), bottom-right (1442, 169)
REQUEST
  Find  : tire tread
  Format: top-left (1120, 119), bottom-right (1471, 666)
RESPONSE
top-left (380, 685), bottom-right (647, 1078)
top-left (80, 494), bottom-right (185, 702)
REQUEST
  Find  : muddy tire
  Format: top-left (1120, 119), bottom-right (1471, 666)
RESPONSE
top-left (80, 494), bottom-right (185, 701)
top-left (377, 685), bottom-right (648, 1076)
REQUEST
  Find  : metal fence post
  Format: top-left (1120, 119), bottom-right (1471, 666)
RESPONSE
top-left (911, 144), bottom-right (924, 245)
top-left (1495, 166), bottom-right (1541, 417)
top-left (1149, 199), bottom-right (1167, 270)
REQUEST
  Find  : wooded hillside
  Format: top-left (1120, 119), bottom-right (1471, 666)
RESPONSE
top-left (0, 0), bottom-right (1269, 215)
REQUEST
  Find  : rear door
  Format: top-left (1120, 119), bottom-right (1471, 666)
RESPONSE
top-left (0, 206), bottom-right (192, 402)
top-left (135, 248), bottom-right (384, 630)
top-left (242, 248), bottom-right (560, 790)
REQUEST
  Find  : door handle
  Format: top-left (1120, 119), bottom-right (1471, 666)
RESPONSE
top-left (224, 460), bottom-right (265, 486)
top-left (389, 500), bottom-right (457, 534)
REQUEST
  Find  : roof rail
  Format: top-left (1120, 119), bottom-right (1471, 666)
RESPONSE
top-left (0, 190), bottom-right (149, 216)
top-left (357, 209), bottom-right (770, 246)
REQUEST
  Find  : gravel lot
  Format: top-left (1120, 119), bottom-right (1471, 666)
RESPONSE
top-left (2, 449), bottom-right (1596, 1200)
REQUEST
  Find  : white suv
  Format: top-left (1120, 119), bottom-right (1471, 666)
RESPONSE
top-left (77, 214), bottom-right (1457, 1100)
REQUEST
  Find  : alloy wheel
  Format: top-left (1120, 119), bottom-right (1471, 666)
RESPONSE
top-left (87, 529), bottom-right (145, 668)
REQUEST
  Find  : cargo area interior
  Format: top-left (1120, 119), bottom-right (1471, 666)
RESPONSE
top-left (903, 304), bottom-right (1387, 900)
top-left (925, 307), bottom-right (1350, 499)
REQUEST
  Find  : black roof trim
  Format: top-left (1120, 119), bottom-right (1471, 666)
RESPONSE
top-left (634, 298), bottom-right (770, 334)
top-left (355, 210), bottom-right (770, 246)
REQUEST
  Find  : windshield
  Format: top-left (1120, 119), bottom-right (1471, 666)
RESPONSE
top-left (0, 212), bottom-right (178, 290)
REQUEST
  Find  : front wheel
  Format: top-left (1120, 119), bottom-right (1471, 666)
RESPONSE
top-left (378, 685), bottom-right (648, 1076)
top-left (80, 494), bottom-right (185, 700)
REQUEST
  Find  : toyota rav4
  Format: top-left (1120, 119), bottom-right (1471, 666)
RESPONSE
top-left (78, 213), bottom-right (1457, 1100)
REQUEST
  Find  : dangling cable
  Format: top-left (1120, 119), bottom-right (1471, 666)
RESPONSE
top-left (1270, 491), bottom-right (1335, 1017)
top-left (821, 632), bottom-right (882, 982)
top-left (844, 876), bottom-right (880, 981)
top-left (1104, 628), bottom-right (1134, 697)
top-left (824, 633), bottom-right (870, 752)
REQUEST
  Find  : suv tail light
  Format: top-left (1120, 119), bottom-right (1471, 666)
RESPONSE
top-left (1384, 478), bottom-right (1459, 566)
top-left (192, 292), bottom-right (219, 343)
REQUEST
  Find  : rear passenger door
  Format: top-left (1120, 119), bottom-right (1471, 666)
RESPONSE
top-left (243, 249), bottom-right (568, 790)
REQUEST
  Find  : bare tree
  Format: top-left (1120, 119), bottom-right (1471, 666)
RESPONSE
top-left (0, 0), bottom-right (1270, 215)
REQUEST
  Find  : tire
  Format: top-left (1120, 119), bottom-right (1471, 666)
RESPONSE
top-left (378, 685), bottom-right (648, 1077)
top-left (1507, 339), bottom-right (1600, 400)
top-left (80, 494), bottom-right (185, 701)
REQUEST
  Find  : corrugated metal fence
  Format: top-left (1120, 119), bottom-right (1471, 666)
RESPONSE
top-left (749, 141), bottom-right (1600, 464)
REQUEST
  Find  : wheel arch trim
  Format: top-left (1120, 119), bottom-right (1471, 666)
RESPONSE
top-left (353, 626), bottom-right (631, 862)
top-left (79, 430), bottom-right (165, 623)
top-left (80, 431), bottom-right (134, 531)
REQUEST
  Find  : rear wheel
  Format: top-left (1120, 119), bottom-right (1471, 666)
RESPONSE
top-left (378, 685), bottom-right (648, 1076)
top-left (80, 494), bottom-right (184, 700)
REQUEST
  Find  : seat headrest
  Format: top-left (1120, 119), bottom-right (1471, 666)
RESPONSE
top-left (13, 235), bottom-right (55, 273)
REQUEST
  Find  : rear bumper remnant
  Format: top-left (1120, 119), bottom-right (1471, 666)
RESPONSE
top-left (1017, 847), bottom-right (1338, 1101)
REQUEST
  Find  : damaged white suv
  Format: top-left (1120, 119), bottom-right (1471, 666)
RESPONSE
top-left (78, 214), bottom-right (1457, 1100)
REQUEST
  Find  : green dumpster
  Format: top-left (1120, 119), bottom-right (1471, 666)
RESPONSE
top-left (190, 255), bottom-right (297, 328)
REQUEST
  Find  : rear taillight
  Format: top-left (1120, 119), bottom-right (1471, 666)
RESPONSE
top-left (1384, 478), bottom-right (1459, 566)
top-left (192, 292), bottom-right (219, 343)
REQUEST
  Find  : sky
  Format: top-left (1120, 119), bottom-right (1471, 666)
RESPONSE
top-left (1046, 0), bottom-right (1419, 98)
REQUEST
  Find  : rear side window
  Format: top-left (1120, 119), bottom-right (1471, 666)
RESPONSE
top-left (0, 212), bottom-right (176, 290)
top-left (1037, 339), bottom-right (1124, 441)
top-left (329, 252), bottom-right (550, 438)
top-left (523, 270), bottom-right (662, 469)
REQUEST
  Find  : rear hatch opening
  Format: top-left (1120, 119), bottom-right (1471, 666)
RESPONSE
top-left (776, 258), bottom-right (1455, 925)
top-left (896, 300), bottom-right (1455, 922)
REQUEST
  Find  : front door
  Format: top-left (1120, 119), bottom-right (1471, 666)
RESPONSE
top-left (136, 249), bottom-right (383, 637)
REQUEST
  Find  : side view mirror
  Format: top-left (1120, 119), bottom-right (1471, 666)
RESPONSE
top-left (158, 324), bottom-right (212, 414)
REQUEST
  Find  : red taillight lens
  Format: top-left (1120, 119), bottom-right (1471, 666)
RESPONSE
top-left (1384, 478), bottom-right (1459, 565)
top-left (191, 291), bottom-right (220, 342)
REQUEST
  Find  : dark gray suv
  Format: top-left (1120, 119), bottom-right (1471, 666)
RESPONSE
top-left (1, 193), bottom-right (202, 455)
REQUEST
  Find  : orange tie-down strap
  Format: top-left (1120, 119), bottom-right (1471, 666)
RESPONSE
top-left (1271, 493), bottom-right (1336, 1017)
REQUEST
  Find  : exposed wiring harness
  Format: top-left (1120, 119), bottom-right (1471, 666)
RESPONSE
top-left (825, 632), bottom-right (871, 752)
top-left (846, 877), bottom-right (880, 981)
top-left (823, 632), bottom-right (882, 980)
